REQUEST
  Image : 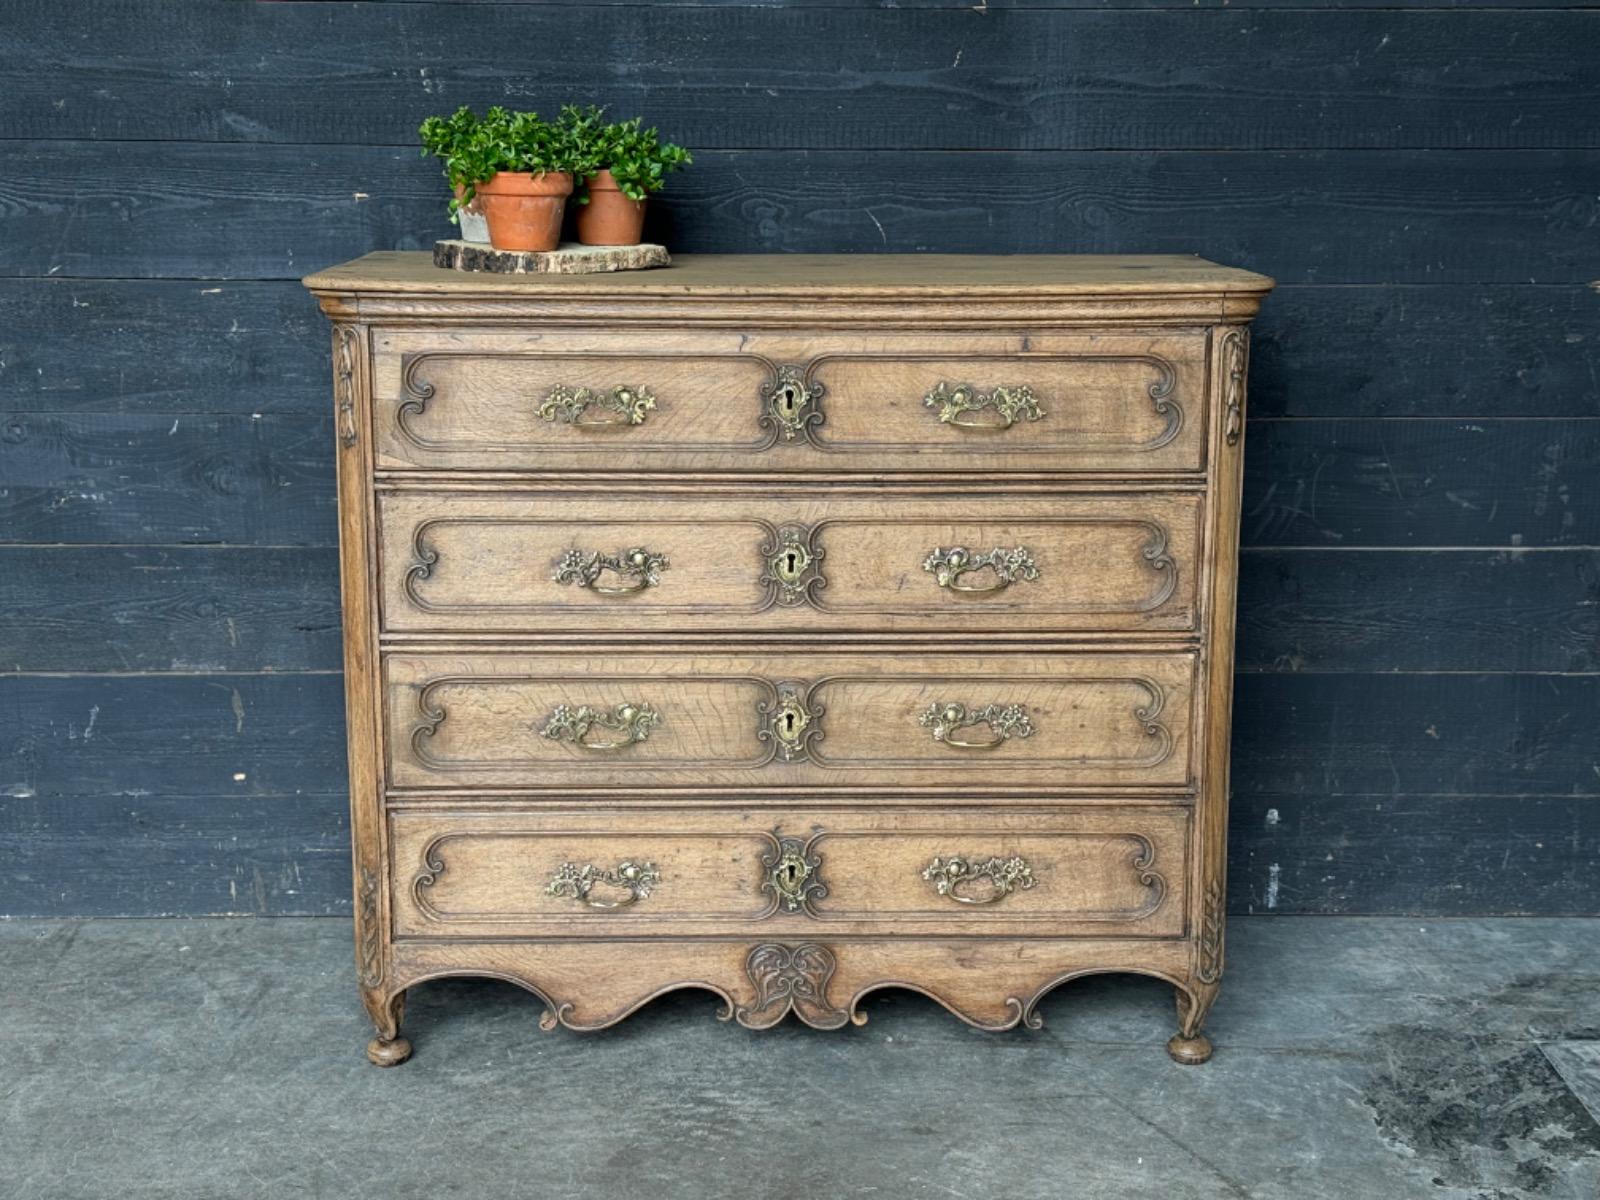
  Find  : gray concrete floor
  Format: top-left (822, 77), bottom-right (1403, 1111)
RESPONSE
top-left (3, 918), bottom-right (1598, 1199)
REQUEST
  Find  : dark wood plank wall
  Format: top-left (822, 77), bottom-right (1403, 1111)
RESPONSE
top-left (1, 0), bottom-right (1596, 917)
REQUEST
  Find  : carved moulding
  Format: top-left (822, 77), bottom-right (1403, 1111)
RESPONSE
top-left (333, 325), bottom-right (360, 448)
top-left (731, 943), bottom-right (856, 1030)
top-left (383, 955), bottom-right (1210, 1038)
top-left (1220, 328), bottom-right (1249, 447)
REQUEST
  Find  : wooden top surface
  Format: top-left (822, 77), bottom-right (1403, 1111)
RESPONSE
top-left (304, 251), bottom-right (1273, 297)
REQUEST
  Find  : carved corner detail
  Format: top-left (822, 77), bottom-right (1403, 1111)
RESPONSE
top-left (1196, 874), bottom-right (1225, 985)
top-left (356, 865), bottom-right (382, 988)
top-left (733, 943), bottom-right (856, 1030)
top-left (334, 325), bottom-right (359, 448)
top-left (1221, 329), bottom-right (1249, 447)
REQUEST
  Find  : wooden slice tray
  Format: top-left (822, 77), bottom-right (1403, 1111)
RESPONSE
top-left (433, 240), bottom-right (670, 275)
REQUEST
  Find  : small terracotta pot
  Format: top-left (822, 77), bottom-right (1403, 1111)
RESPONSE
top-left (477, 171), bottom-right (573, 252)
top-left (576, 169), bottom-right (647, 246)
top-left (451, 183), bottom-right (490, 243)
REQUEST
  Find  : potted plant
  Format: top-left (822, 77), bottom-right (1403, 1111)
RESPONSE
top-left (471, 107), bottom-right (581, 252)
top-left (567, 108), bottom-right (691, 247)
top-left (418, 105), bottom-right (492, 243)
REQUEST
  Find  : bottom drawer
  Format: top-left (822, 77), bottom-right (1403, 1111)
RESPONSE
top-left (388, 805), bottom-right (1189, 939)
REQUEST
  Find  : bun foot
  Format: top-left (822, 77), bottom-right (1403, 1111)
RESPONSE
top-left (1166, 1032), bottom-right (1213, 1065)
top-left (366, 1036), bottom-right (412, 1067)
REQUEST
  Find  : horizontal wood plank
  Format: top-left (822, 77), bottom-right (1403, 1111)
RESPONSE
top-left (1237, 549), bottom-right (1600, 674)
top-left (1228, 794), bottom-right (1600, 916)
top-left (7, 789), bottom-right (1596, 919)
top-left (0, 280), bottom-right (327, 414)
top-left (1241, 418), bottom-right (1600, 548)
top-left (1232, 672), bottom-right (1600, 799)
top-left (0, 414), bottom-right (337, 546)
top-left (0, 674), bottom-right (348, 801)
top-left (0, 793), bottom-right (350, 917)
top-left (3, 668), bottom-right (1593, 806)
top-left (1254, 285), bottom-right (1600, 419)
top-left (0, 547), bottom-right (343, 673)
top-left (2, 411), bottom-right (1591, 548)
top-left (8, 279), bottom-right (1595, 420)
top-left (5, 7), bottom-right (1596, 150)
top-left (3, 143), bottom-right (1597, 283)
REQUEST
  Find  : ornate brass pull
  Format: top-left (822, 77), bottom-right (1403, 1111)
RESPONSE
top-left (921, 855), bottom-right (1036, 905)
top-left (923, 546), bottom-right (1039, 595)
top-left (919, 702), bottom-right (1035, 751)
top-left (538, 384), bottom-right (656, 427)
top-left (546, 860), bottom-right (660, 909)
top-left (554, 547), bottom-right (669, 595)
top-left (540, 703), bottom-right (660, 751)
top-left (923, 382), bottom-right (1045, 432)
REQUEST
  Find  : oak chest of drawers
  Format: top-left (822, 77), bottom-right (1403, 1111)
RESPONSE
top-left (305, 252), bottom-right (1273, 1066)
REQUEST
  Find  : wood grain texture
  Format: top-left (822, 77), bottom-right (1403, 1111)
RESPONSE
top-left (0, 413), bottom-right (337, 545)
top-left (7, 143), bottom-right (1598, 283)
top-left (1241, 418), bottom-right (1600, 548)
top-left (0, 673), bottom-right (347, 800)
top-left (0, 280), bottom-right (327, 414)
top-left (1233, 672), bottom-right (1600, 798)
top-left (1228, 793), bottom-right (1600, 916)
top-left (1254, 286), bottom-right (1600, 419)
top-left (6, 5), bottom-right (1596, 150)
top-left (1237, 549), bottom-right (1600, 674)
top-left (0, 792), bottom-right (349, 918)
top-left (0, 546), bottom-right (342, 673)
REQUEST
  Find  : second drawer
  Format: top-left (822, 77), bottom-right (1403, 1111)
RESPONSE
top-left (379, 490), bottom-right (1202, 635)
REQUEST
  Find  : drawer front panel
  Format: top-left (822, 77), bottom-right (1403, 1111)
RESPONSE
top-left (371, 330), bottom-right (1208, 473)
top-left (388, 806), bottom-right (1188, 939)
top-left (385, 651), bottom-right (1196, 791)
top-left (379, 491), bottom-right (1202, 634)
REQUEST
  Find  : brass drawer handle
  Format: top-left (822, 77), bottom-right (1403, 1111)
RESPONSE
top-left (554, 547), bottom-right (669, 595)
top-left (538, 384), bottom-right (656, 427)
top-left (923, 382), bottom-right (1044, 432)
top-left (919, 702), bottom-right (1035, 751)
top-left (540, 703), bottom-right (660, 751)
top-left (546, 860), bottom-right (660, 909)
top-left (922, 855), bottom-right (1036, 905)
top-left (923, 546), bottom-right (1039, 594)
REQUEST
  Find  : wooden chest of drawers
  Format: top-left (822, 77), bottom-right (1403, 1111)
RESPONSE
top-left (305, 252), bottom-right (1272, 1066)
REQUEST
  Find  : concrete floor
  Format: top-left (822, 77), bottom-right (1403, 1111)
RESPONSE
top-left (3, 918), bottom-right (1598, 1199)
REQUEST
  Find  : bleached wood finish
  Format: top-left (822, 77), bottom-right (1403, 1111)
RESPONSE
top-left (306, 251), bottom-right (1272, 1067)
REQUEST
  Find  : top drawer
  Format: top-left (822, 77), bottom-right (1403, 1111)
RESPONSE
top-left (370, 330), bottom-right (1210, 474)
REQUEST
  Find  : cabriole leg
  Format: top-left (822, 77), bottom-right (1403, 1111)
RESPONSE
top-left (362, 987), bottom-right (411, 1067)
top-left (1167, 981), bottom-right (1218, 1065)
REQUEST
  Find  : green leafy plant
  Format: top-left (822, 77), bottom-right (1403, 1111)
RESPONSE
top-left (602, 117), bottom-right (692, 201)
top-left (556, 106), bottom-right (692, 203)
top-left (418, 106), bottom-right (582, 215)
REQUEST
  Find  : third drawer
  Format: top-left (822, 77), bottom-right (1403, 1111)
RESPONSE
top-left (385, 649), bottom-right (1197, 792)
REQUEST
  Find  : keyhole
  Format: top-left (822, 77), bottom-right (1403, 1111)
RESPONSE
top-left (784, 551), bottom-right (798, 574)
top-left (780, 387), bottom-right (799, 417)
top-left (781, 862), bottom-right (799, 887)
top-left (783, 712), bottom-right (797, 735)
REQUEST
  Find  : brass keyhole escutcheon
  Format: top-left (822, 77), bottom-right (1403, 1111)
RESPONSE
top-left (773, 540), bottom-right (810, 585)
top-left (777, 386), bottom-right (800, 418)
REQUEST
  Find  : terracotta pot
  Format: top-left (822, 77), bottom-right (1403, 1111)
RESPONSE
top-left (576, 169), bottom-right (647, 246)
top-left (476, 171), bottom-right (573, 252)
top-left (451, 183), bottom-right (490, 243)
